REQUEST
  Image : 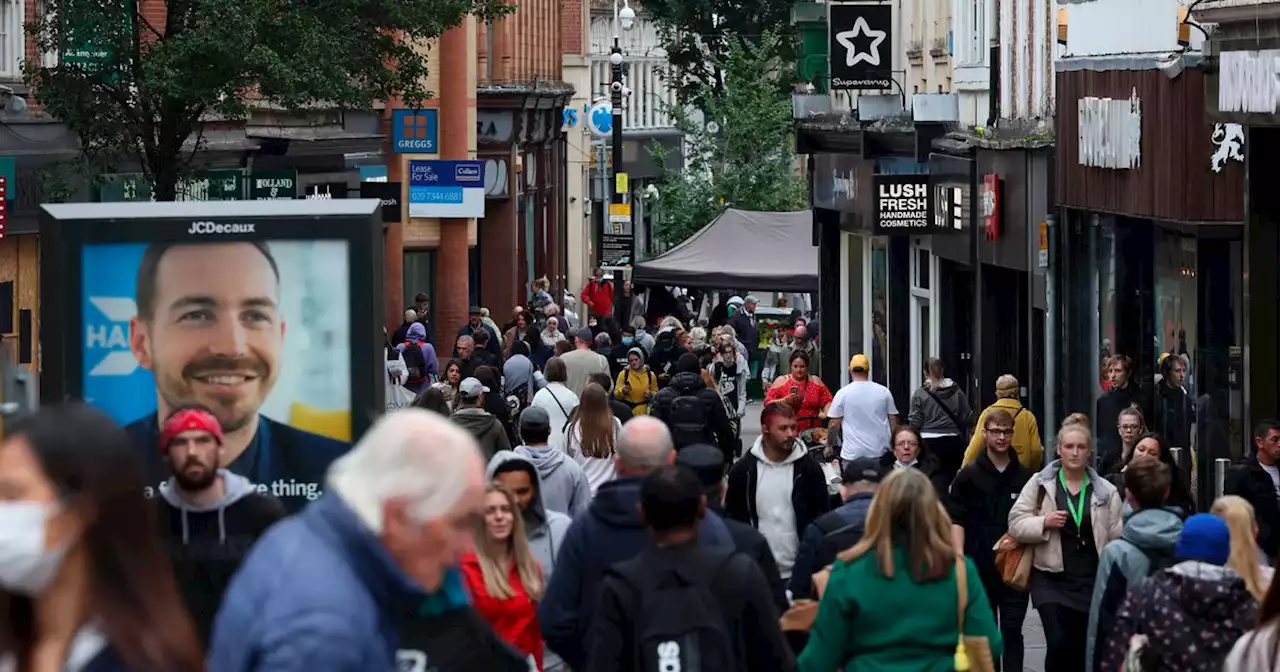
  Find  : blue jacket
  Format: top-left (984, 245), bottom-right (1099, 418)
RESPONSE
top-left (537, 475), bottom-right (733, 669)
top-left (787, 491), bottom-right (875, 599)
top-left (129, 414), bottom-right (349, 512)
top-left (208, 494), bottom-right (469, 672)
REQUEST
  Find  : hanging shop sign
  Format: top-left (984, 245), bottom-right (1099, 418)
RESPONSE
top-left (391, 109), bottom-right (439, 153)
top-left (828, 3), bottom-right (893, 90)
top-left (1218, 49), bottom-right (1280, 114)
top-left (359, 181), bottom-right (401, 223)
top-left (872, 173), bottom-right (933, 235)
top-left (587, 100), bottom-right (613, 138)
top-left (981, 174), bottom-right (1000, 240)
top-left (934, 185), bottom-right (964, 232)
top-left (1078, 89), bottom-right (1142, 170)
top-left (1210, 123), bottom-right (1245, 173)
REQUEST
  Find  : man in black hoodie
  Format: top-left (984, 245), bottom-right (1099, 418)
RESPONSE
top-left (650, 352), bottom-right (734, 458)
top-left (1226, 419), bottom-right (1280, 558)
top-left (584, 465), bottom-right (795, 672)
top-left (646, 327), bottom-right (685, 385)
top-left (154, 406), bottom-right (286, 645)
top-left (677, 443), bottom-right (788, 613)
top-left (947, 408), bottom-right (1034, 672)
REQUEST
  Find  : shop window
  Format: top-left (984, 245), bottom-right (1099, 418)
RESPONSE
top-left (871, 237), bottom-right (889, 386)
top-left (909, 241), bottom-right (937, 381)
top-left (403, 250), bottom-right (436, 314)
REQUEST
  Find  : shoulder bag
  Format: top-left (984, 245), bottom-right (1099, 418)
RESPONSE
top-left (925, 388), bottom-right (967, 434)
top-left (953, 556), bottom-right (996, 672)
top-left (992, 485), bottom-right (1044, 591)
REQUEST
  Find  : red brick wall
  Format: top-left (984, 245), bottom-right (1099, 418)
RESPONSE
top-left (487, 0), bottom-right (565, 83)
top-left (560, 0), bottom-right (583, 56)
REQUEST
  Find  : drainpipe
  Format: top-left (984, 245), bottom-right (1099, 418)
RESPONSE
top-left (987, 0), bottom-right (1001, 126)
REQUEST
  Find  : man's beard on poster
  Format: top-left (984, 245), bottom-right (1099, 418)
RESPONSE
top-left (162, 353), bottom-right (272, 433)
top-left (175, 457), bottom-right (218, 491)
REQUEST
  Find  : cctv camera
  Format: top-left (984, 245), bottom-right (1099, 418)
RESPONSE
top-left (1155, 53), bottom-right (1184, 80)
top-left (622, 86), bottom-right (632, 97)
top-left (609, 51), bottom-right (623, 66)
top-left (619, 4), bottom-right (636, 31)
top-left (611, 81), bottom-right (623, 93)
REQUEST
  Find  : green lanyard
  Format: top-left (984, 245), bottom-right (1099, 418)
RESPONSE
top-left (1058, 469), bottom-right (1090, 530)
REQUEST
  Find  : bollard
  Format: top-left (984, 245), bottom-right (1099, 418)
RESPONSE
top-left (1169, 447), bottom-right (1184, 470)
top-left (1215, 458), bottom-right (1231, 500)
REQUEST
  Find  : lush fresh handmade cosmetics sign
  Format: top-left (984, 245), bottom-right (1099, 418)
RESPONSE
top-left (407, 160), bottom-right (486, 218)
top-left (872, 173), bottom-right (933, 235)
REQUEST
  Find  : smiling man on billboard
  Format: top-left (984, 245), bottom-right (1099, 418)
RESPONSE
top-left (124, 241), bottom-right (349, 501)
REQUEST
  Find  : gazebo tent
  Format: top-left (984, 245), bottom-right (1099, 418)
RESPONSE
top-left (632, 209), bottom-right (817, 292)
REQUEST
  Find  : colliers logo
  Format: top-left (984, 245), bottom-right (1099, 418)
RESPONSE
top-left (188, 221), bottom-right (257, 234)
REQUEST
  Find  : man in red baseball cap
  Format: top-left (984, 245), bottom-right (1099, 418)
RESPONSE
top-left (154, 406), bottom-right (285, 645)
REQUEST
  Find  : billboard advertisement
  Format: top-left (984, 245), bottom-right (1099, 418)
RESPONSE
top-left (41, 201), bottom-right (383, 510)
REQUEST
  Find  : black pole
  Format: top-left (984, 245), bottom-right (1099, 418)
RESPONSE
top-left (610, 37), bottom-right (627, 325)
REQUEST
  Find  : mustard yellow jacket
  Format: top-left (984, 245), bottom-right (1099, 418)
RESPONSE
top-left (614, 367), bottom-right (659, 415)
top-left (962, 398), bottom-right (1045, 471)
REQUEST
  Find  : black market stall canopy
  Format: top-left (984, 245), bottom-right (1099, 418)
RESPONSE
top-left (633, 209), bottom-right (817, 292)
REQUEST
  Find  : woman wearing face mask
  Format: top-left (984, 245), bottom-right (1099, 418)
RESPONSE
top-left (1008, 423), bottom-right (1123, 672)
top-left (459, 484), bottom-right (545, 670)
top-left (0, 403), bottom-right (204, 671)
top-left (613, 347), bottom-right (658, 416)
top-left (879, 426), bottom-right (950, 499)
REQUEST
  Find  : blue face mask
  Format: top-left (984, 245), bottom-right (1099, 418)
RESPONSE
top-left (623, 336), bottom-right (635, 345)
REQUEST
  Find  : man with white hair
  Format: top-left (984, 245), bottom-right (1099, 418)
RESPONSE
top-left (208, 409), bottom-right (487, 672)
top-left (538, 416), bottom-right (733, 669)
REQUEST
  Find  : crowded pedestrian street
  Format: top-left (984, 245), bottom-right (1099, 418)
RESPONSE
top-left (6, 0), bottom-right (1280, 667)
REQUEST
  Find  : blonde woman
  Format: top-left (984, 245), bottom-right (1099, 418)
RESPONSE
top-left (798, 469), bottom-right (1003, 671)
top-left (565, 384), bottom-right (622, 495)
top-left (1212, 495), bottom-right (1275, 601)
top-left (460, 484), bottom-right (546, 670)
top-left (1008, 423), bottom-right (1123, 672)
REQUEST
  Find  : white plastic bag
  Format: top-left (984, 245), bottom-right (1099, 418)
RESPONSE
top-left (385, 379), bottom-right (416, 412)
top-left (386, 352), bottom-right (408, 386)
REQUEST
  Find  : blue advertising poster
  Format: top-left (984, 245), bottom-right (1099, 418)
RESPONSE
top-left (391, 109), bottom-right (439, 153)
top-left (80, 240), bottom-right (353, 503)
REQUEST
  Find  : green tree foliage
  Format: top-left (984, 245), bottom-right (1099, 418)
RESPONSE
top-left (640, 0), bottom-right (794, 110)
top-left (648, 34), bottom-right (805, 249)
top-left (26, 0), bottom-right (508, 200)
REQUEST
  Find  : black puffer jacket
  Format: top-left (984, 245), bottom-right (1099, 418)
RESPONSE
top-left (1101, 561), bottom-right (1257, 672)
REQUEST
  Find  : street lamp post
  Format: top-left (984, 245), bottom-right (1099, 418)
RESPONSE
top-left (609, 0), bottom-right (635, 323)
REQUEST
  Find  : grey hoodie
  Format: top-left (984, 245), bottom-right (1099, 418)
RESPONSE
top-left (485, 451), bottom-right (572, 672)
top-left (908, 378), bottom-right (973, 435)
top-left (159, 470), bottom-right (266, 543)
top-left (515, 443), bottom-right (592, 519)
top-left (156, 470), bottom-right (285, 644)
top-left (1085, 506), bottom-right (1183, 671)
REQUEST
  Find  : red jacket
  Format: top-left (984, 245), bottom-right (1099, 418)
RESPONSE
top-left (459, 553), bottom-right (543, 670)
top-left (581, 279), bottom-right (614, 318)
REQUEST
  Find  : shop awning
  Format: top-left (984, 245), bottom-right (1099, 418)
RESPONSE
top-left (633, 208), bottom-right (817, 292)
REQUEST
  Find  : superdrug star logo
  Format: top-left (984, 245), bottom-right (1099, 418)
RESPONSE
top-left (835, 17), bottom-right (887, 67)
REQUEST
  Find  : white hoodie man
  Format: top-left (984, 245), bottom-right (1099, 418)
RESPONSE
top-left (723, 403), bottom-right (832, 579)
top-left (515, 406), bottom-right (593, 518)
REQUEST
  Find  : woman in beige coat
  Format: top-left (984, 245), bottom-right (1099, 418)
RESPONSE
top-left (1008, 423), bottom-right (1123, 672)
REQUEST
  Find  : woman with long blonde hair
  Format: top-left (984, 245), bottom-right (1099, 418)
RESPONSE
top-left (1212, 495), bottom-right (1275, 601)
top-left (459, 483), bottom-right (546, 670)
top-left (798, 469), bottom-right (1002, 671)
top-left (565, 383), bottom-right (622, 496)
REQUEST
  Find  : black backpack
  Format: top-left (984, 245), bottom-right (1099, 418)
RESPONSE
top-left (1137, 543), bottom-right (1178, 578)
top-left (668, 392), bottom-right (714, 449)
top-left (401, 343), bottom-right (428, 381)
top-left (609, 551), bottom-right (750, 672)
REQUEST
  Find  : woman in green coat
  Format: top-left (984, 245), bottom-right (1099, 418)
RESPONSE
top-left (798, 468), bottom-right (1003, 672)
